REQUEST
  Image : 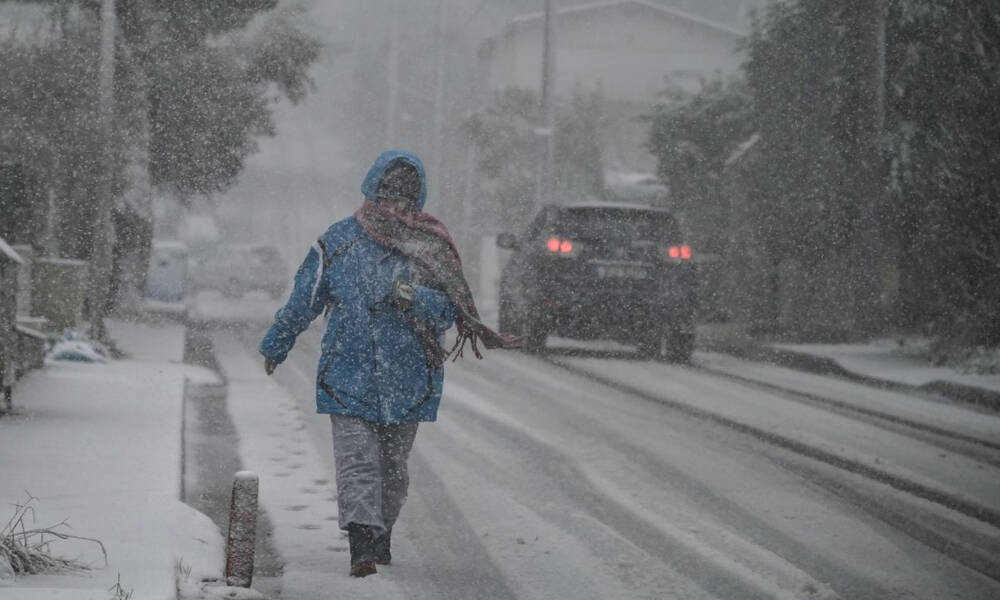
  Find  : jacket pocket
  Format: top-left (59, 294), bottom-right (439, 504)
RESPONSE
top-left (314, 346), bottom-right (345, 408)
top-left (317, 311), bottom-right (350, 410)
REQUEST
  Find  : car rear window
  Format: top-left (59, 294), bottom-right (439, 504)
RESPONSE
top-left (554, 207), bottom-right (680, 241)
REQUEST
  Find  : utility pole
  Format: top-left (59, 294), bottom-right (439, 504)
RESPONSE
top-left (384, 0), bottom-right (401, 148)
top-left (857, 0), bottom-right (887, 332)
top-left (429, 0), bottom-right (449, 205)
top-left (535, 0), bottom-right (556, 209)
top-left (88, 0), bottom-right (117, 341)
top-left (874, 0), bottom-right (887, 133)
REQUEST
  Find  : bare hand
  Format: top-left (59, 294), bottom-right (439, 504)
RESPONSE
top-left (264, 358), bottom-right (277, 375)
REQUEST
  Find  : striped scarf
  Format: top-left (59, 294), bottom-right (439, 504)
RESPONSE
top-left (355, 200), bottom-right (522, 367)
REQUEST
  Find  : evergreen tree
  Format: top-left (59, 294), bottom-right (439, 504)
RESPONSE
top-left (730, 0), bottom-right (888, 339)
top-left (141, 0), bottom-right (321, 198)
top-left (743, 0), bottom-right (872, 267)
top-left (463, 87), bottom-right (607, 232)
top-left (0, 1), bottom-right (321, 241)
top-left (0, 11), bottom-right (105, 257)
top-left (719, 0), bottom-right (998, 346)
top-left (885, 0), bottom-right (1000, 347)
top-left (645, 75), bottom-right (753, 255)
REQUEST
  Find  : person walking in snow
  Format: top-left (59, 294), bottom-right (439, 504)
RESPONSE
top-left (259, 150), bottom-right (520, 577)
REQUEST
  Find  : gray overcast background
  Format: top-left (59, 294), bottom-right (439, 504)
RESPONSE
top-left (215, 0), bottom-right (762, 277)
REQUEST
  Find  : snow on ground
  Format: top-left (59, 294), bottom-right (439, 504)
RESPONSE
top-left (696, 352), bottom-right (1000, 443)
top-left (546, 335), bottom-right (637, 354)
top-left (0, 320), bottom-right (223, 600)
top-left (187, 291), bottom-right (281, 326)
top-left (211, 333), bottom-right (409, 600)
top-left (772, 340), bottom-right (1000, 391)
top-left (5, 291), bottom-right (997, 600)
top-left (434, 377), bottom-right (841, 600)
top-left (554, 356), bottom-right (1000, 509)
top-left (436, 350), bottom-right (1000, 599)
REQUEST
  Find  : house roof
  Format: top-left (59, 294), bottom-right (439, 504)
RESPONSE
top-left (506, 0), bottom-right (746, 39)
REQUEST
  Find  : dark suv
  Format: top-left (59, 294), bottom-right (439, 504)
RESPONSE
top-left (496, 202), bottom-right (697, 361)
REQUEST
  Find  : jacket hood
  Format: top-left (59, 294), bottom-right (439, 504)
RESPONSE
top-left (361, 150), bottom-right (427, 211)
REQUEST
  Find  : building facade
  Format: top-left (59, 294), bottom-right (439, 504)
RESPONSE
top-left (480, 0), bottom-right (747, 101)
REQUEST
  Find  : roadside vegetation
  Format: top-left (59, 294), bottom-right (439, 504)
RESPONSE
top-left (0, 1), bottom-right (320, 269)
top-left (645, 0), bottom-right (1000, 365)
top-left (463, 87), bottom-right (607, 232)
top-left (0, 492), bottom-right (106, 575)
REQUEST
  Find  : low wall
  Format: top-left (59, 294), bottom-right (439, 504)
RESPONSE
top-left (31, 257), bottom-right (89, 332)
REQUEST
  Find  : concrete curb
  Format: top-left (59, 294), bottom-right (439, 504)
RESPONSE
top-left (919, 380), bottom-right (1000, 413)
top-left (181, 579), bottom-right (272, 600)
top-left (181, 324), bottom-right (278, 600)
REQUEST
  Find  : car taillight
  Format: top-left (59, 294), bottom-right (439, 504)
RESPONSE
top-left (546, 237), bottom-right (578, 256)
top-left (668, 245), bottom-right (692, 260)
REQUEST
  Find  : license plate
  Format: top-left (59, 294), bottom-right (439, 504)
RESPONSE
top-left (596, 264), bottom-right (648, 279)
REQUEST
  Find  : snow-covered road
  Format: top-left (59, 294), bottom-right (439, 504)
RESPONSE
top-left (214, 326), bottom-right (1000, 599)
top-left (554, 353), bottom-right (1000, 520)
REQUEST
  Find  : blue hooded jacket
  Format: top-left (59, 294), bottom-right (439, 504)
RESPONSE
top-left (260, 151), bottom-right (456, 424)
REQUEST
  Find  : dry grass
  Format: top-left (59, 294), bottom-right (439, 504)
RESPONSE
top-left (0, 492), bottom-right (106, 575)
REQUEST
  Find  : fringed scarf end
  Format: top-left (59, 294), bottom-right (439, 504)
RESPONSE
top-left (447, 328), bottom-right (485, 362)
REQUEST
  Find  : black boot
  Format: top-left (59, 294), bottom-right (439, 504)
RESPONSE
top-left (373, 528), bottom-right (391, 565)
top-left (347, 524), bottom-right (377, 577)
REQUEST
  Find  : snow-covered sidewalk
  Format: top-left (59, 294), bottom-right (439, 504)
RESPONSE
top-left (772, 340), bottom-right (1000, 391)
top-left (0, 320), bottom-right (225, 600)
top-left (770, 340), bottom-right (1000, 411)
top-left (212, 330), bottom-right (409, 600)
top-left (700, 325), bottom-right (1000, 411)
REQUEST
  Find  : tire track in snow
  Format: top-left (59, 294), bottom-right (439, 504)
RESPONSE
top-left (548, 356), bottom-right (1000, 530)
top-left (691, 353), bottom-right (1000, 462)
top-left (445, 361), bottom-right (920, 598)
top-left (445, 351), bottom-right (1000, 597)
top-left (434, 378), bottom-right (846, 600)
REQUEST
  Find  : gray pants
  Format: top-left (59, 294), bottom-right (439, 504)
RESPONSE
top-left (330, 414), bottom-right (419, 532)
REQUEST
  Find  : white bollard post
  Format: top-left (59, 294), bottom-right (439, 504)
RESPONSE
top-left (225, 471), bottom-right (259, 587)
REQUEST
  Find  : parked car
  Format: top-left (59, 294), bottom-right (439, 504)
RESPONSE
top-left (188, 244), bottom-right (288, 299)
top-left (178, 214), bottom-right (220, 252)
top-left (496, 202), bottom-right (697, 361)
top-left (145, 240), bottom-right (188, 303)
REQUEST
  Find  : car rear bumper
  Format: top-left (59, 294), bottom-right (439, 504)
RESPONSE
top-left (536, 284), bottom-right (695, 339)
